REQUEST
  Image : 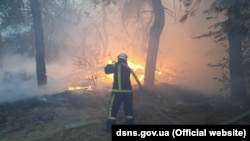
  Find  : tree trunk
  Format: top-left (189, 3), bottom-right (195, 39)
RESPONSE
top-left (228, 31), bottom-right (247, 101)
top-left (227, 5), bottom-right (247, 101)
top-left (30, 0), bottom-right (47, 86)
top-left (0, 33), bottom-right (3, 70)
top-left (143, 0), bottom-right (165, 87)
top-left (0, 34), bottom-right (3, 69)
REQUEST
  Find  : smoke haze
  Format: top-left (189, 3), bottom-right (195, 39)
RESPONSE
top-left (0, 0), bottom-right (230, 103)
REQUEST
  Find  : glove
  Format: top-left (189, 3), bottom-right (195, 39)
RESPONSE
top-left (104, 64), bottom-right (114, 74)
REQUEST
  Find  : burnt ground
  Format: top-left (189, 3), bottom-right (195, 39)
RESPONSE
top-left (0, 83), bottom-right (250, 141)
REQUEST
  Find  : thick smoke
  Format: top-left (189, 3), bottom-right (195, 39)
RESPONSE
top-left (0, 0), bottom-right (229, 103)
top-left (0, 54), bottom-right (40, 102)
top-left (155, 0), bottom-right (229, 95)
top-left (0, 54), bottom-right (107, 103)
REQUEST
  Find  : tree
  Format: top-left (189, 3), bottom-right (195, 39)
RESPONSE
top-left (0, 0), bottom-right (28, 67)
top-left (143, 0), bottom-right (165, 87)
top-left (30, 0), bottom-right (47, 86)
top-left (227, 2), bottom-right (247, 101)
top-left (0, 34), bottom-right (2, 68)
top-left (70, 26), bottom-right (105, 87)
top-left (189, 0), bottom-right (250, 102)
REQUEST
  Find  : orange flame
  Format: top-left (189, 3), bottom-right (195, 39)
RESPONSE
top-left (66, 85), bottom-right (94, 91)
top-left (65, 60), bottom-right (163, 92)
top-left (104, 60), bottom-right (162, 82)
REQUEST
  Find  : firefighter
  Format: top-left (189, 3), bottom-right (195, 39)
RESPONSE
top-left (104, 53), bottom-right (134, 133)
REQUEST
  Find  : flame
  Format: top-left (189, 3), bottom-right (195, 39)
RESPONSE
top-left (104, 60), bottom-right (162, 83)
top-left (65, 59), bottom-right (165, 92)
top-left (128, 61), bottom-right (144, 71)
top-left (128, 61), bottom-right (145, 82)
top-left (66, 85), bottom-right (94, 91)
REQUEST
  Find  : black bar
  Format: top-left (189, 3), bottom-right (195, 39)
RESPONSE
top-left (112, 125), bottom-right (250, 141)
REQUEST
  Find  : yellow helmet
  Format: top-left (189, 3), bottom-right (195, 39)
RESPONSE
top-left (118, 53), bottom-right (127, 60)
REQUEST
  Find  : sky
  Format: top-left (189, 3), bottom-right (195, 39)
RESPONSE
top-left (0, 0), bottom-right (230, 103)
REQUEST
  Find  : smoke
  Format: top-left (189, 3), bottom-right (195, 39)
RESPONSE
top-left (0, 54), bottom-right (38, 102)
top-left (155, 0), bottom-right (229, 95)
top-left (0, 0), bottom-right (230, 103)
top-left (0, 53), bottom-right (107, 103)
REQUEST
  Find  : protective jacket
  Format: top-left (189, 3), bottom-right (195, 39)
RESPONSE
top-left (104, 59), bottom-right (134, 133)
top-left (104, 60), bottom-right (132, 93)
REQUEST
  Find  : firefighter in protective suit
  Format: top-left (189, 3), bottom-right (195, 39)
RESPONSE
top-left (104, 53), bottom-right (134, 133)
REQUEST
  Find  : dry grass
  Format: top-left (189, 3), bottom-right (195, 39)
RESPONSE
top-left (0, 84), bottom-right (249, 141)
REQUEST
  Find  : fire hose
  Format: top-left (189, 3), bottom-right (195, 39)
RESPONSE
top-left (63, 64), bottom-right (250, 130)
top-left (122, 63), bottom-right (250, 125)
top-left (123, 63), bottom-right (181, 124)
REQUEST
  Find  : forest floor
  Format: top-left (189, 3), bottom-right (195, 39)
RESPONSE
top-left (0, 83), bottom-right (250, 141)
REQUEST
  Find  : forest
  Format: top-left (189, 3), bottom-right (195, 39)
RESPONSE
top-left (0, 0), bottom-right (249, 141)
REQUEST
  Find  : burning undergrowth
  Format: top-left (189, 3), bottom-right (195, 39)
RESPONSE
top-left (63, 58), bottom-right (177, 95)
top-left (0, 52), bottom-right (187, 105)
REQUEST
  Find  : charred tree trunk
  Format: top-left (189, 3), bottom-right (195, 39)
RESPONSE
top-left (30, 0), bottom-right (47, 86)
top-left (227, 5), bottom-right (247, 101)
top-left (143, 0), bottom-right (165, 87)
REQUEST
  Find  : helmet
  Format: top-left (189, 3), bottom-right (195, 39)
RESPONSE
top-left (118, 53), bottom-right (128, 60)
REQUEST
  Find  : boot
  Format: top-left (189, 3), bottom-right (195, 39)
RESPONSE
top-left (125, 118), bottom-right (134, 125)
top-left (106, 120), bottom-right (116, 133)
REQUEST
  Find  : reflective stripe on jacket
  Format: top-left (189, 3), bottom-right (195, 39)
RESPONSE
top-left (104, 61), bottom-right (132, 93)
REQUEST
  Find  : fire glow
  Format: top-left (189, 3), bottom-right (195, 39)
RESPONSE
top-left (66, 85), bottom-right (94, 91)
top-left (65, 60), bottom-right (163, 92)
top-left (105, 60), bottom-right (162, 82)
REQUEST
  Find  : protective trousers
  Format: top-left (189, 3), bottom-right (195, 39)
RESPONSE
top-left (106, 92), bottom-right (134, 132)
